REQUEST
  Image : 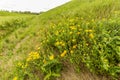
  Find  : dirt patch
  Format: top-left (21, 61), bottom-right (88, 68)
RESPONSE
top-left (57, 61), bottom-right (109, 80)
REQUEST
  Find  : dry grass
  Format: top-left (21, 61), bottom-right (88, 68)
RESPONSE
top-left (57, 62), bottom-right (110, 80)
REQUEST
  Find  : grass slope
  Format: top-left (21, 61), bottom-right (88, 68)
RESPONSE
top-left (0, 11), bottom-right (33, 24)
top-left (0, 0), bottom-right (120, 80)
top-left (0, 12), bottom-right (37, 79)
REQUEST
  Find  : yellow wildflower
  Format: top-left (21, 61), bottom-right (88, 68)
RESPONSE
top-left (89, 33), bottom-right (94, 39)
top-left (70, 26), bottom-right (76, 30)
top-left (17, 62), bottom-right (22, 67)
top-left (55, 41), bottom-right (60, 46)
top-left (59, 41), bottom-right (62, 44)
top-left (61, 50), bottom-right (67, 57)
top-left (37, 47), bottom-right (40, 50)
top-left (72, 39), bottom-right (76, 42)
top-left (59, 41), bottom-right (65, 46)
top-left (85, 30), bottom-right (93, 32)
top-left (77, 32), bottom-right (80, 35)
top-left (70, 32), bottom-right (73, 35)
top-left (61, 43), bottom-right (65, 47)
top-left (22, 65), bottom-right (25, 69)
top-left (86, 43), bottom-right (89, 46)
top-left (19, 63), bottom-right (28, 69)
top-left (26, 57), bottom-right (32, 62)
top-left (49, 54), bottom-right (54, 60)
top-left (47, 39), bottom-right (49, 42)
top-left (13, 76), bottom-right (18, 80)
top-left (70, 50), bottom-right (74, 54)
top-left (62, 30), bottom-right (65, 33)
top-left (26, 52), bottom-right (40, 62)
top-left (73, 45), bottom-right (77, 49)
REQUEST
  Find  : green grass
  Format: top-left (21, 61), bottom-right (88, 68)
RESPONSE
top-left (0, 11), bottom-right (38, 79)
top-left (0, 11), bottom-right (34, 25)
top-left (0, 0), bottom-right (120, 80)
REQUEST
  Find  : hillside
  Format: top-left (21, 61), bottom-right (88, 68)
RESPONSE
top-left (0, 0), bottom-right (120, 80)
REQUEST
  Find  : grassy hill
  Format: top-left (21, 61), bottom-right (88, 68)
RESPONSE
top-left (0, 0), bottom-right (120, 80)
top-left (0, 11), bottom-right (34, 24)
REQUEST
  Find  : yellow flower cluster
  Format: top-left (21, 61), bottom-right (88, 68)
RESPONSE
top-left (49, 54), bottom-right (54, 60)
top-left (77, 32), bottom-right (80, 35)
top-left (85, 29), bottom-right (93, 32)
top-left (55, 31), bottom-right (59, 35)
top-left (17, 62), bottom-right (22, 67)
top-left (70, 31), bottom-right (73, 35)
top-left (55, 41), bottom-right (65, 46)
top-left (37, 47), bottom-right (40, 50)
top-left (27, 52), bottom-right (40, 62)
top-left (72, 39), bottom-right (76, 42)
top-left (17, 62), bottom-right (28, 69)
top-left (89, 33), bottom-right (94, 39)
top-left (13, 76), bottom-right (18, 80)
top-left (84, 29), bottom-right (94, 39)
top-left (73, 45), bottom-right (77, 49)
top-left (61, 50), bottom-right (67, 57)
top-left (70, 26), bottom-right (76, 30)
top-left (70, 50), bottom-right (74, 54)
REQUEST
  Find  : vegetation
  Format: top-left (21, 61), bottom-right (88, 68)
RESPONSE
top-left (0, 0), bottom-right (120, 80)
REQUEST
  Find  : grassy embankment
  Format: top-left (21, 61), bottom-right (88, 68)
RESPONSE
top-left (0, 0), bottom-right (120, 80)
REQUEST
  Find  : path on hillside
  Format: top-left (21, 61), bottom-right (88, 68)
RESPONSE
top-left (0, 32), bottom-right (31, 79)
top-left (13, 36), bottom-right (29, 54)
top-left (0, 16), bottom-right (40, 79)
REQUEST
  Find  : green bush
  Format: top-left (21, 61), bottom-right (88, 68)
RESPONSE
top-left (41, 16), bottom-right (120, 79)
top-left (0, 19), bottom-right (27, 40)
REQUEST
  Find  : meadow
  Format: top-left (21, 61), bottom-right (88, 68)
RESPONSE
top-left (0, 0), bottom-right (120, 80)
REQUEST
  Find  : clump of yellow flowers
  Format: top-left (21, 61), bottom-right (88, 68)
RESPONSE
top-left (70, 26), bottom-right (76, 30)
top-left (27, 52), bottom-right (40, 62)
top-left (89, 33), bottom-right (94, 39)
top-left (73, 45), bottom-right (77, 49)
top-left (85, 29), bottom-right (93, 32)
top-left (49, 54), bottom-right (54, 60)
top-left (55, 41), bottom-right (65, 47)
top-left (70, 50), bottom-right (74, 54)
top-left (61, 50), bottom-right (67, 57)
top-left (13, 76), bottom-right (18, 80)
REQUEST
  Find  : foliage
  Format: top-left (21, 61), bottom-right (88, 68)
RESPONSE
top-left (0, 19), bottom-right (27, 40)
top-left (15, 50), bottom-right (62, 80)
top-left (1, 0), bottom-right (120, 80)
top-left (15, 8), bottom-right (120, 80)
top-left (42, 16), bottom-right (120, 78)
